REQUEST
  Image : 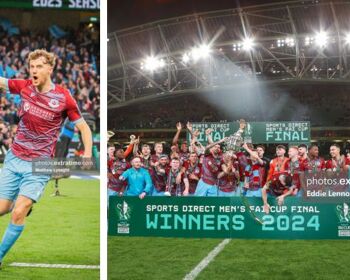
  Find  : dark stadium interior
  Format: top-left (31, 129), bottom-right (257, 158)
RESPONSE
top-left (108, 0), bottom-right (350, 157)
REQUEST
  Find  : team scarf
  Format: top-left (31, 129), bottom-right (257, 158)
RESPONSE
top-left (186, 162), bottom-right (199, 176)
top-left (166, 169), bottom-right (181, 195)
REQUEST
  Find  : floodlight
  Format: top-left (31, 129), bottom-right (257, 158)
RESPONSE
top-left (242, 37), bottom-right (254, 51)
top-left (315, 31), bottom-right (328, 47)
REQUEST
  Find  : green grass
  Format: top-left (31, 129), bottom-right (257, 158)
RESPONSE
top-left (0, 178), bottom-right (100, 280)
top-left (109, 237), bottom-right (350, 280)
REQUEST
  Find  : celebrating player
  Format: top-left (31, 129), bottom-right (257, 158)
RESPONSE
top-left (262, 173), bottom-right (294, 214)
top-left (0, 49), bottom-right (92, 266)
top-left (303, 144), bottom-right (326, 173)
top-left (326, 144), bottom-right (347, 172)
top-left (150, 154), bottom-right (169, 196)
top-left (217, 152), bottom-right (239, 196)
top-left (243, 145), bottom-right (265, 197)
top-left (151, 142), bottom-right (164, 166)
top-left (182, 152), bottom-right (202, 195)
top-left (194, 144), bottom-right (221, 196)
top-left (266, 145), bottom-right (288, 182)
top-left (107, 148), bottom-right (131, 198)
top-left (164, 158), bottom-right (189, 196)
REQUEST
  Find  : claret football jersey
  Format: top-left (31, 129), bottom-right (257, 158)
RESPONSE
top-left (7, 79), bottom-right (82, 160)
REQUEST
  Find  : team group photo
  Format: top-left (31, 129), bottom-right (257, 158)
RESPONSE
top-left (107, 0), bottom-right (350, 279)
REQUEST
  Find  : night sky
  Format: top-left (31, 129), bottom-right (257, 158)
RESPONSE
top-left (108, 0), bottom-right (284, 31)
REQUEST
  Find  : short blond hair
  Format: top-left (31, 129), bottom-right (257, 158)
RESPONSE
top-left (28, 49), bottom-right (56, 67)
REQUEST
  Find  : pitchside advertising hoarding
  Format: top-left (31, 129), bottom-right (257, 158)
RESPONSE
top-left (109, 197), bottom-right (350, 239)
top-left (186, 121), bottom-right (310, 145)
top-left (108, 121), bottom-right (348, 239)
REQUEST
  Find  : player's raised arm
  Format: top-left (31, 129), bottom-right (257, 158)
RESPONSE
top-left (75, 120), bottom-right (93, 158)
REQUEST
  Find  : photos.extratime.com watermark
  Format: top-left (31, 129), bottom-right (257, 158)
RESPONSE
top-left (301, 171), bottom-right (350, 202)
top-left (32, 158), bottom-right (98, 177)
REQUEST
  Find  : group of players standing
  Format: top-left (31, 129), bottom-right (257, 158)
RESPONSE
top-left (107, 121), bottom-right (350, 212)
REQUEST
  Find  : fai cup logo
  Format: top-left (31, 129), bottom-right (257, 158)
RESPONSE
top-left (336, 203), bottom-right (350, 223)
top-left (116, 201), bottom-right (131, 224)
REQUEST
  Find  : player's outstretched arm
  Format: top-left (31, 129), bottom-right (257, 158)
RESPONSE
top-left (0, 77), bottom-right (8, 92)
top-left (76, 120), bottom-right (92, 158)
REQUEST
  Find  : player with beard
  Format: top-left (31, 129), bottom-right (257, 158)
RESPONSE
top-left (151, 142), bottom-right (164, 166)
top-left (262, 172), bottom-right (294, 214)
top-left (107, 148), bottom-right (131, 199)
top-left (302, 144), bottom-right (326, 173)
top-left (266, 145), bottom-right (288, 182)
top-left (298, 144), bottom-right (308, 163)
top-left (285, 146), bottom-right (302, 195)
top-left (194, 144), bottom-right (222, 197)
top-left (150, 154), bottom-right (169, 196)
top-left (217, 152), bottom-right (240, 196)
top-left (182, 152), bottom-right (202, 195)
top-left (326, 144), bottom-right (348, 172)
top-left (164, 158), bottom-right (189, 196)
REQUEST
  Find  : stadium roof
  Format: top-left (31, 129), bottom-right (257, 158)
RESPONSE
top-left (108, 0), bottom-right (350, 108)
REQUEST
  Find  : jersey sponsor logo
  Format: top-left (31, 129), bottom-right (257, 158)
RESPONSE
top-left (48, 99), bottom-right (60, 108)
top-left (24, 102), bottom-right (30, 112)
top-left (25, 103), bottom-right (55, 121)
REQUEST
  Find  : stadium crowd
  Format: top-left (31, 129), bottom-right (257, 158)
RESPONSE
top-left (108, 121), bottom-right (350, 212)
top-left (0, 24), bottom-right (100, 150)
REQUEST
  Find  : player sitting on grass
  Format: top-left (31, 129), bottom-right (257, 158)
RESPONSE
top-left (0, 49), bottom-right (92, 267)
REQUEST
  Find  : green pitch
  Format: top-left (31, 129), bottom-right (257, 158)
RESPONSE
top-left (0, 178), bottom-right (99, 280)
top-left (109, 237), bottom-right (350, 280)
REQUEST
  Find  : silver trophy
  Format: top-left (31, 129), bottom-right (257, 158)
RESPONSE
top-left (224, 119), bottom-right (246, 152)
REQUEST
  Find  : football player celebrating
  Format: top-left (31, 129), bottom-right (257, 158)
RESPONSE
top-left (262, 173), bottom-right (294, 214)
top-left (285, 146), bottom-right (302, 196)
top-left (266, 145), bottom-right (288, 182)
top-left (182, 152), bottom-right (202, 195)
top-left (195, 144), bottom-right (222, 196)
top-left (217, 152), bottom-right (240, 196)
top-left (298, 144), bottom-right (308, 163)
top-left (107, 148), bottom-right (131, 198)
top-left (150, 155), bottom-right (169, 196)
top-left (172, 122), bottom-right (190, 163)
top-left (243, 145), bottom-right (265, 197)
top-left (326, 144), bottom-right (347, 172)
top-left (164, 158), bottom-right (189, 196)
top-left (0, 50), bottom-right (92, 265)
top-left (151, 142), bottom-right (164, 166)
top-left (303, 144), bottom-right (326, 173)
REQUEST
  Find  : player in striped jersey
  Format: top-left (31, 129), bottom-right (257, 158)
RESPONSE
top-left (0, 49), bottom-right (92, 266)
